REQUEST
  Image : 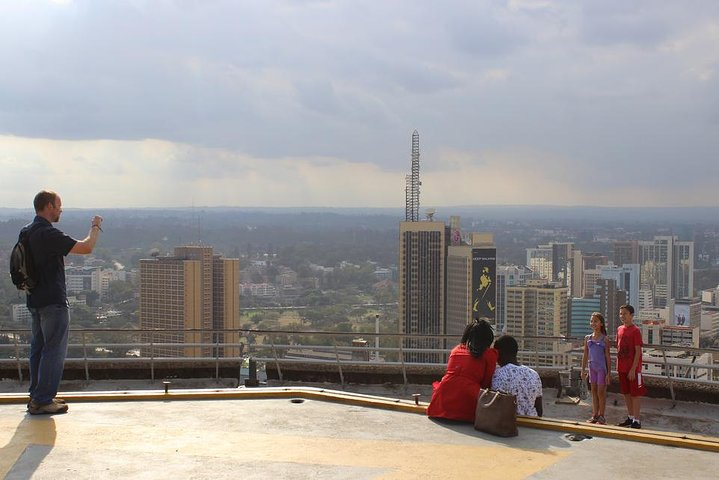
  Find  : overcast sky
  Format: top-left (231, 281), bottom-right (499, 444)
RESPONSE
top-left (1, 0), bottom-right (718, 209)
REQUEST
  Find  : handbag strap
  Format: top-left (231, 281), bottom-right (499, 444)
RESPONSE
top-left (478, 389), bottom-right (501, 407)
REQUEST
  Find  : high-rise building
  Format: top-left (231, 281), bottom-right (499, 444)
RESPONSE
top-left (613, 240), bottom-right (640, 266)
top-left (551, 242), bottom-right (574, 288)
top-left (398, 220), bottom-right (447, 362)
top-left (526, 242), bottom-right (576, 290)
top-left (496, 265), bottom-right (535, 334)
top-left (673, 241), bottom-right (694, 301)
top-left (572, 252), bottom-right (609, 298)
top-left (526, 246), bottom-right (552, 280)
top-left (639, 236), bottom-right (672, 308)
top-left (140, 245), bottom-right (240, 357)
top-left (568, 297), bottom-right (601, 338)
top-left (671, 299), bottom-right (702, 329)
top-left (505, 281), bottom-right (568, 366)
top-left (597, 263), bottom-right (640, 309)
top-left (594, 278), bottom-right (628, 334)
top-left (582, 268), bottom-right (602, 298)
top-left (639, 236), bottom-right (695, 308)
top-left (446, 233), bottom-right (497, 336)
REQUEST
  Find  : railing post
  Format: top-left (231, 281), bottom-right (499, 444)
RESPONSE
top-left (13, 334), bottom-right (22, 383)
top-left (398, 338), bottom-right (408, 387)
top-left (270, 339), bottom-right (283, 382)
top-left (215, 334), bottom-right (220, 380)
top-left (82, 331), bottom-right (90, 381)
top-left (150, 331), bottom-right (155, 383)
top-left (662, 348), bottom-right (676, 407)
top-left (333, 340), bottom-right (344, 386)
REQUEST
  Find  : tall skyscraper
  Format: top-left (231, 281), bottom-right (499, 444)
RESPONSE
top-left (613, 240), bottom-right (640, 266)
top-left (568, 297), bottom-right (601, 337)
top-left (639, 236), bottom-right (673, 308)
top-left (526, 246), bottom-right (552, 280)
top-left (551, 242), bottom-right (574, 287)
top-left (505, 281), bottom-right (568, 366)
top-left (571, 251), bottom-right (609, 298)
top-left (597, 263), bottom-right (640, 309)
top-left (496, 265), bottom-right (535, 334)
top-left (398, 220), bottom-right (447, 362)
top-left (673, 241), bottom-right (694, 301)
top-left (140, 245), bottom-right (240, 357)
top-left (446, 233), bottom-right (497, 336)
top-left (595, 278), bottom-right (628, 334)
top-left (526, 242), bottom-right (576, 289)
top-left (399, 129), bottom-right (446, 362)
top-left (639, 236), bottom-right (695, 308)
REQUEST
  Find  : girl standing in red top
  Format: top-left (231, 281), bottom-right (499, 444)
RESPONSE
top-left (427, 320), bottom-right (497, 422)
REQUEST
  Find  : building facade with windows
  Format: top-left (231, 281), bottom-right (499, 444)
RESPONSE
top-left (140, 245), bottom-right (240, 357)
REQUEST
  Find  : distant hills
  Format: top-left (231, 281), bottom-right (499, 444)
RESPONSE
top-left (2, 205), bottom-right (719, 224)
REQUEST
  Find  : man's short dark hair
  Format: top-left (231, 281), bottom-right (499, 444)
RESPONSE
top-left (494, 335), bottom-right (519, 357)
top-left (620, 304), bottom-right (635, 315)
top-left (34, 190), bottom-right (58, 213)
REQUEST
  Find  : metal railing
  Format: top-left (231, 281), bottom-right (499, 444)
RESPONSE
top-left (1, 328), bottom-right (718, 396)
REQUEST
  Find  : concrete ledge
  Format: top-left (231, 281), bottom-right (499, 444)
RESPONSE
top-left (263, 361), bottom-right (719, 404)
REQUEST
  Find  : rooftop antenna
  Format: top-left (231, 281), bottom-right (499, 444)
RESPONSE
top-left (425, 208), bottom-right (435, 221)
top-left (405, 130), bottom-right (421, 221)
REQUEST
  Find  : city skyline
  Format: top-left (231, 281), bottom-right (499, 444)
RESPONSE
top-left (2, 1), bottom-right (719, 208)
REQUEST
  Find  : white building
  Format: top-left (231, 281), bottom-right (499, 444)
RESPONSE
top-left (526, 246), bottom-right (552, 280)
top-left (240, 283), bottom-right (278, 297)
top-left (643, 349), bottom-right (712, 380)
top-left (12, 304), bottom-right (32, 323)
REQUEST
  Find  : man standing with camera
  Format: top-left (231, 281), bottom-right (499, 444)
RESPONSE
top-left (23, 190), bottom-right (103, 415)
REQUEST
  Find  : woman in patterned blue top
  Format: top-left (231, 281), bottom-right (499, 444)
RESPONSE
top-left (491, 335), bottom-right (543, 417)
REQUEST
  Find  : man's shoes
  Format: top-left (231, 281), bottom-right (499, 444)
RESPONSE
top-left (631, 420), bottom-right (642, 429)
top-left (616, 417), bottom-right (634, 427)
top-left (26, 397), bottom-right (66, 409)
top-left (595, 415), bottom-right (606, 425)
top-left (587, 415), bottom-right (598, 423)
top-left (28, 399), bottom-right (68, 415)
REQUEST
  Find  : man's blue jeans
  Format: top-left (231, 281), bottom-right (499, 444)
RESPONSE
top-left (28, 304), bottom-right (70, 405)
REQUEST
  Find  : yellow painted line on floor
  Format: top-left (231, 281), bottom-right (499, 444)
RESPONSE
top-left (2, 387), bottom-right (718, 453)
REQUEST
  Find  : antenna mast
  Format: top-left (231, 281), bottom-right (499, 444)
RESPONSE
top-left (405, 130), bottom-right (421, 221)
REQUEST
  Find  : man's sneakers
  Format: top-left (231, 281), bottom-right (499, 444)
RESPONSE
top-left (27, 399), bottom-right (68, 415)
top-left (616, 417), bottom-right (634, 427)
top-left (616, 417), bottom-right (641, 429)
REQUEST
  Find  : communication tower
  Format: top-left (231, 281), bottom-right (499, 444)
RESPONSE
top-left (405, 130), bottom-right (421, 221)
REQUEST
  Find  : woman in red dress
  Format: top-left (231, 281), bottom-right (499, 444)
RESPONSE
top-left (427, 320), bottom-right (497, 422)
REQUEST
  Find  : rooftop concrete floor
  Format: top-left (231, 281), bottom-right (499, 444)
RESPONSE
top-left (1, 386), bottom-right (719, 479)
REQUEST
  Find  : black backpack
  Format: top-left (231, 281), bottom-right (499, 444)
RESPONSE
top-left (10, 224), bottom-right (40, 292)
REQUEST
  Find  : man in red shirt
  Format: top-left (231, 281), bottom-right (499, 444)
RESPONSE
top-left (615, 304), bottom-right (646, 429)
